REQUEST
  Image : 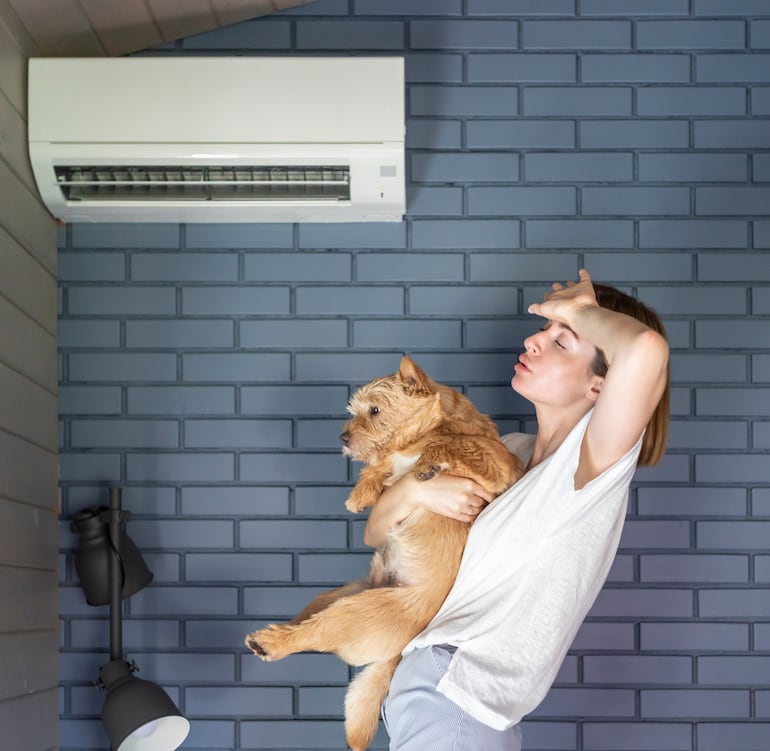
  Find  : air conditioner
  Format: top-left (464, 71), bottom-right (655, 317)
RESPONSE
top-left (27, 57), bottom-right (405, 223)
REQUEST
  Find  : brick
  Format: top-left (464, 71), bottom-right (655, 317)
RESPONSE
top-left (467, 53), bottom-right (576, 82)
top-left (621, 520), bottom-right (691, 550)
top-left (583, 656), bottom-right (692, 684)
top-left (697, 520), bottom-right (770, 548)
top-left (755, 623), bottom-right (770, 649)
top-left (129, 519), bottom-right (233, 549)
top-left (696, 454), bottom-right (770, 483)
top-left (516, 721), bottom-right (575, 750)
top-left (406, 186), bottom-right (464, 215)
top-left (697, 723), bottom-right (770, 751)
top-left (469, 186), bottom-right (576, 216)
top-left (644, 288), bottom-right (746, 316)
top-left (241, 719), bottom-right (346, 749)
top-left (643, 622), bottom-right (749, 652)
top-left (126, 319), bottom-right (233, 348)
top-left (524, 87), bottom-right (632, 116)
top-left (526, 220), bottom-right (633, 248)
top-left (357, 252), bottom-right (464, 282)
top-left (411, 20), bottom-right (518, 49)
top-left (297, 553), bottom-right (372, 583)
top-left (297, 20), bottom-right (404, 48)
top-left (294, 486), bottom-right (352, 516)
top-left (184, 224), bottom-right (293, 249)
top-left (667, 420), bottom-right (747, 450)
top-left (240, 386), bottom-right (349, 416)
top-left (59, 386), bottom-right (122, 416)
top-left (182, 20), bottom-right (291, 49)
top-left (466, 119), bottom-right (575, 149)
top-left (524, 152), bottom-right (632, 182)
top-left (469, 0), bottom-right (574, 14)
top-left (754, 422), bottom-right (770, 448)
top-left (281, 0), bottom-right (348, 13)
top-left (699, 253), bottom-right (770, 281)
top-left (637, 487), bottom-right (746, 517)
top-left (697, 321), bottom-right (770, 349)
top-left (130, 651), bottom-right (234, 681)
top-left (58, 452), bottom-right (121, 482)
top-left (590, 588), bottom-right (693, 618)
top-left (412, 152), bottom-right (520, 182)
top-left (57, 252), bottom-right (125, 282)
top-left (412, 219), bottom-right (520, 249)
top-left (184, 419), bottom-right (292, 449)
top-left (295, 352), bottom-right (412, 383)
top-left (582, 54), bottom-right (690, 82)
top-left (185, 553), bottom-right (292, 582)
top-left (583, 722), bottom-right (691, 750)
top-left (182, 353), bottom-right (290, 382)
top-left (58, 320), bottom-right (120, 349)
top-left (296, 418), bottom-right (346, 449)
top-left (470, 253), bottom-right (579, 283)
top-left (695, 0), bottom-right (770, 13)
top-left (296, 286), bottom-right (403, 315)
top-left (70, 618), bottom-right (179, 649)
top-left (753, 86), bottom-right (770, 114)
top-left (526, 20), bottom-right (631, 50)
top-left (68, 353), bottom-right (177, 383)
top-left (67, 286), bottom-right (175, 315)
top-left (185, 686), bottom-right (292, 716)
top-left (409, 85), bottom-right (519, 116)
top-left (126, 452), bottom-right (234, 482)
top-left (755, 153), bottom-right (770, 182)
top-left (580, 120), bottom-right (690, 148)
top-left (699, 656), bottom-right (770, 684)
top-left (582, 0), bottom-right (689, 13)
top-left (71, 419), bottom-right (179, 449)
top-left (695, 120), bottom-right (770, 148)
top-left (182, 486), bottom-right (289, 516)
top-left (182, 720), bottom-right (234, 749)
top-left (405, 53), bottom-right (464, 82)
top-left (700, 588), bottom-right (770, 617)
top-left (406, 119), bottom-right (462, 150)
top-left (641, 689), bottom-right (749, 718)
top-left (71, 224), bottom-right (179, 249)
top-left (239, 319), bottom-right (348, 348)
top-left (641, 555), bottom-right (748, 583)
top-left (130, 586), bottom-right (238, 617)
top-left (127, 386), bottom-right (235, 415)
top-left (240, 651), bottom-right (348, 683)
top-left (240, 452), bottom-right (348, 483)
top-left (639, 153), bottom-right (747, 182)
top-left (698, 54), bottom-right (770, 82)
top-left (582, 187), bottom-right (689, 216)
top-left (298, 222), bottom-right (406, 249)
top-left (702, 186), bottom-right (770, 215)
top-left (755, 355), bottom-right (770, 381)
top-left (352, 319), bottom-right (462, 349)
top-left (409, 286), bottom-right (518, 316)
top-left (753, 555), bottom-right (770, 581)
top-left (182, 286), bottom-right (289, 315)
top-left (639, 86), bottom-right (746, 116)
top-left (532, 688), bottom-right (634, 718)
top-left (298, 685), bottom-right (346, 716)
top-left (640, 220), bottom-right (747, 248)
top-left (755, 287), bottom-right (770, 314)
top-left (572, 622), bottom-right (635, 651)
top-left (639, 20), bottom-right (745, 50)
top-left (131, 252), bottom-right (238, 281)
top-left (186, 619), bottom-right (267, 648)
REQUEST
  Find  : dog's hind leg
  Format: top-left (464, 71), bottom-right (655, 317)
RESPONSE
top-left (288, 580), bottom-right (368, 625)
top-left (345, 656), bottom-right (401, 751)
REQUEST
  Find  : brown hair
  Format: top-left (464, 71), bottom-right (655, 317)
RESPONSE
top-left (590, 284), bottom-right (670, 467)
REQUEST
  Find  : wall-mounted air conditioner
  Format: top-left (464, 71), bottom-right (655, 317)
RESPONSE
top-left (27, 57), bottom-right (405, 223)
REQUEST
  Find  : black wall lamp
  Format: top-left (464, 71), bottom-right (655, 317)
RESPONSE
top-left (71, 487), bottom-right (190, 751)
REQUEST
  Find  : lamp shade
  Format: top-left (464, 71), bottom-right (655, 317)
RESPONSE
top-left (71, 506), bottom-right (153, 605)
top-left (100, 660), bottom-right (190, 751)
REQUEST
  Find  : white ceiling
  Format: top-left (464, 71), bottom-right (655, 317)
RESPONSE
top-left (9, 0), bottom-right (316, 57)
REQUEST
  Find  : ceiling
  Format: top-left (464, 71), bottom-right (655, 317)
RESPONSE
top-left (9, 0), bottom-right (316, 57)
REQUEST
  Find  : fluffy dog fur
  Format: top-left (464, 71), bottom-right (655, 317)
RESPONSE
top-left (245, 355), bottom-right (523, 750)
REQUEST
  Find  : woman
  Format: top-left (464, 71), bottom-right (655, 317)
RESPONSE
top-left (364, 270), bottom-right (670, 750)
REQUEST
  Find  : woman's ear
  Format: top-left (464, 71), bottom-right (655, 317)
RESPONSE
top-left (586, 375), bottom-right (604, 404)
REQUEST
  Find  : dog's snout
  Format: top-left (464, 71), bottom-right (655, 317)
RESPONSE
top-left (340, 431), bottom-right (351, 446)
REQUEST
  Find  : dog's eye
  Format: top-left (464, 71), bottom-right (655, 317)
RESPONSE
top-left (370, 406), bottom-right (380, 416)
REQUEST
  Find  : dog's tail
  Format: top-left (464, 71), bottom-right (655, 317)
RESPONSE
top-left (344, 655), bottom-right (401, 751)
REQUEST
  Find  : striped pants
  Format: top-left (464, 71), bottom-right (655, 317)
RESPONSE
top-left (382, 645), bottom-right (523, 751)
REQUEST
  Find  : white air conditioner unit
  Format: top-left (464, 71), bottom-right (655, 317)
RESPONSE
top-left (27, 57), bottom-right (405, 223)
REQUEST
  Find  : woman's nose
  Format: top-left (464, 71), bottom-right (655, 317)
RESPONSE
top-left (523, 332), bottom-right (540, 353)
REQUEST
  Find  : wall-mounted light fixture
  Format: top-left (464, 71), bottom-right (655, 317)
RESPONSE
top-left (71, 488), bottom-right (190, 751)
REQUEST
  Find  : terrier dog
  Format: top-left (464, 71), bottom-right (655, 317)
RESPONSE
top-left (245, 356), bottom-right (523, 751)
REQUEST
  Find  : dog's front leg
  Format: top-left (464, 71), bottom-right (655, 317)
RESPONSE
top-left (345, 465), bottom-right (386, 512)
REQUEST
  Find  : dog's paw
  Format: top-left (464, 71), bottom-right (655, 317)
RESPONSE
top-left (245, 625), bottom-right (290, 662)
top-left (416, 464), bottom-right (442, 481)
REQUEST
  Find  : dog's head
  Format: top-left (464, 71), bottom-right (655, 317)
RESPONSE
top-left (339, 355), bottom-right (444, 465)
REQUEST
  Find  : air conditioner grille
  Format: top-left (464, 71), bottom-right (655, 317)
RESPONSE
top-left (54, 165), bottom-right (351, 202)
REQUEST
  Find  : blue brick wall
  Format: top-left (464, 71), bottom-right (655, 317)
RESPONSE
top-left (58, 2), bottom-right (770, 749)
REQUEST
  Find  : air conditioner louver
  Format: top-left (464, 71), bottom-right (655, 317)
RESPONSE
top-left (55, 165), bottom-right (351, 202)
top-left (28, 57), bottom-right (405, 223)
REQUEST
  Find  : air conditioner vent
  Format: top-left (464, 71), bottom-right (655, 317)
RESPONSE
top-left (54, 165), bottom-right (351, 202)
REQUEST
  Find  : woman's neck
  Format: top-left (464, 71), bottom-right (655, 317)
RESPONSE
top-left (527, 403), bottom-right (592, 471)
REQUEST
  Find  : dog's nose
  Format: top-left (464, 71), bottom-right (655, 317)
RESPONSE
top-left (340, 431), bottom-right (351, 446)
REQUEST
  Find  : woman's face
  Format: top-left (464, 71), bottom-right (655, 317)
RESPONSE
top-left (511, 321), bottom-right (602, 408)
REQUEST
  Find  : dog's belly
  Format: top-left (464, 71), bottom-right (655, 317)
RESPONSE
top-left (383, 452), bottom-right (420, 487)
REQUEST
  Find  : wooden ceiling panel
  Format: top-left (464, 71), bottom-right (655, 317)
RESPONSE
top-left (77, 0), bottom-right (163, 56)
top-left (9, 0), bottom-right (104, 56)
top-left (146, 0), bottom-right (218, 45)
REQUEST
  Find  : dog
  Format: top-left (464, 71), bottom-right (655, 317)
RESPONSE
top-left (245, 355), bottom-right (523, 750)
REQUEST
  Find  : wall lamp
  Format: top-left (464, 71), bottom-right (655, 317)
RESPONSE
top-left (71, 488), bottom-right (190, 751)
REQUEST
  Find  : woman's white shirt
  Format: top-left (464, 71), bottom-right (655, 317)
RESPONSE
top-left (403, 410), bottom-right (643, 730)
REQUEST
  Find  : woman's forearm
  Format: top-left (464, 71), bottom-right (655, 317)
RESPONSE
top-left (362, 479), bottom-right (418, 548)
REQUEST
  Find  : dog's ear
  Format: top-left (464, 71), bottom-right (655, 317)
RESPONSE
top-left (397, 355), bottom-right (431, 395)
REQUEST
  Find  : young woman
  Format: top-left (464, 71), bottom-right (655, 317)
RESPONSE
top-left (364, 270), bottom-right (670, 751)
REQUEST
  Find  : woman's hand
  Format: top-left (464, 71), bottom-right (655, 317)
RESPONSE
top-left (528, 268), bottom-right (598, 327)
top-left (362, 471), bottom-right (494, 548)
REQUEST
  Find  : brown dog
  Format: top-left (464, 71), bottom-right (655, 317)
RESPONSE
top-left (245, 355), bottom-right (523, 750)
